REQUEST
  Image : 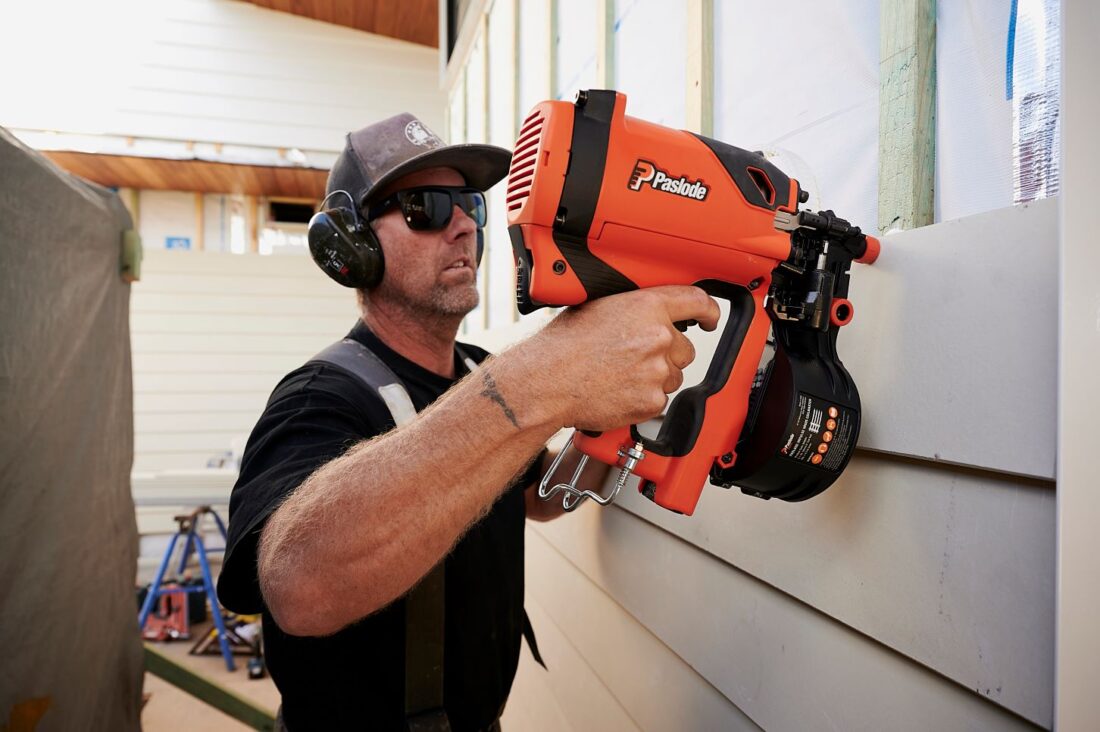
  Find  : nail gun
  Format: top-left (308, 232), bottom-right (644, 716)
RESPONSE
top-left (506, 90), bottom-right (880, 516)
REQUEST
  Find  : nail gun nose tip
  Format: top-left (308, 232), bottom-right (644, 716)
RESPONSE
top-left (857, 235), bottom-right (881, 265)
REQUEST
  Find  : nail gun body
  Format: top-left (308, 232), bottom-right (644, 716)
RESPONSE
top-left (508, 90), bottom-right (879, 515)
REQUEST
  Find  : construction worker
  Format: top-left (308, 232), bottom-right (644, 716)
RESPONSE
top-left (217, 113), bottom-right (718, 731)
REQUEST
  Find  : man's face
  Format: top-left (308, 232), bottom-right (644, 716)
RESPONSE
top-left (367, 167), bottom-right (480, 318)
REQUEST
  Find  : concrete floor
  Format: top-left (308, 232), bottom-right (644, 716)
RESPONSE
top-left (142, 620), bottom-right (280, 732)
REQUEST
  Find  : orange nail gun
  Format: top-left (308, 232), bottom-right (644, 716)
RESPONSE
top-left (507, 90), bottom-right (880, 516)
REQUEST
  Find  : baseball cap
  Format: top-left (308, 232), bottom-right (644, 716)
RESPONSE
top-left (326, 113), bottom-right (512, 210)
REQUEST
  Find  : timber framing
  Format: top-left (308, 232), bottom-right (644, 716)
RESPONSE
top-left (877, 0), bottom-right (936, 233)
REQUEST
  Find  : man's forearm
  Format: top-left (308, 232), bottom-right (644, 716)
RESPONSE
top-left (259, 352), bottom-right (561, 636)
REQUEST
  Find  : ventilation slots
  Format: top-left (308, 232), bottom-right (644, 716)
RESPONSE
top-left (507, 111), bottom-right (545, 212)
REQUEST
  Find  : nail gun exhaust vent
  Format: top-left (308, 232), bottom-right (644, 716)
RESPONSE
top-left (507, 111), bottom-right (545, 212)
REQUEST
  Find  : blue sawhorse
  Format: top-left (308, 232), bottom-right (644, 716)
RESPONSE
top-left (138, 505), bottom-right (236, 671)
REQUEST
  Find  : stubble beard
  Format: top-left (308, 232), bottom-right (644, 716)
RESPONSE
top-left (376, 275), bottom-right (479, 319)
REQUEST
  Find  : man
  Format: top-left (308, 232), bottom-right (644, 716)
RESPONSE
top-left (217, 114), bottom-right (718, 731)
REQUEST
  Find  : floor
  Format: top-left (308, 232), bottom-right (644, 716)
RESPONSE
top-left (141, 621), bottom-right (534, 731)
top-left (141, 620), bottom-right (280, 732)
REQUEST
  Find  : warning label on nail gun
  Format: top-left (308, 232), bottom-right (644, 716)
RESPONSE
top-left (778, 393), bottom-right (856, 473)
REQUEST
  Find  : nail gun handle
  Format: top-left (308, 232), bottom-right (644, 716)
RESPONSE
top-left (630, 280), bottom-right (756, 457)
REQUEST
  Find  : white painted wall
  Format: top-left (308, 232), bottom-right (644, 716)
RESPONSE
top-left (131, 248), bottom-right (359, 475)
top-left (0, 0), bottom-right (444, 153)
top-left (1055, 0), bottom-right (1100, 726)
top-left (138, 190), bottom-right (200, 251)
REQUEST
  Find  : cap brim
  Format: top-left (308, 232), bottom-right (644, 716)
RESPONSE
top-left (362, 144), bottom-right (512, 204)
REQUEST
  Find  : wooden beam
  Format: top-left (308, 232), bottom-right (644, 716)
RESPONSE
top-left (686, 0), bottom-right (714, 136)
top-left (511, 0), bottom-right (522, 322)
top-left (549, 0), bottom-right (558, 97)
top-left (144, 645), bottom-right (276, 731)
top-left (877, 0), bottom-right (936, 234)
top-left (43, 152), bottom-right (328, 199)
top-left (479, 11), bottom-right (492, 331)
top-left (193, 193), bottom-right (205, 252)
top-left (244, 0), bottom-right (439, 47)
top-left (596, 0), bottom-right (615, 88)
top-left (245, 195), bottom-right (259, 253)
top-left (442, 0), bottom-right (491, 92)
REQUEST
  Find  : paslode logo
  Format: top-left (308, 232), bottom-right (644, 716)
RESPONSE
top-left (627, 159), bottom-right (709, 201)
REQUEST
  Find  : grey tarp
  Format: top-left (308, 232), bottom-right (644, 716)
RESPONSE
top-left (1, 128), bottom-right (142, 731)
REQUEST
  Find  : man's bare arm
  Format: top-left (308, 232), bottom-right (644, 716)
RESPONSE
top-left (258, 286), bottom-right (719, 636)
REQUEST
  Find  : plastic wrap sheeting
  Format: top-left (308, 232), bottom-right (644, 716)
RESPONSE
top-left (0, 128), bottom-right (142, 731)
top-left (1010, 0), bottom-right (1060, 203)
top-left (936, 0), bottom-right (1061, 221)
top-left (714, 0), bottom-right (880, 236)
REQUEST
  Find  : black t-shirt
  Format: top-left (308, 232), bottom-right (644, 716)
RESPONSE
top-left (217, 321), bottom-right (541, 732)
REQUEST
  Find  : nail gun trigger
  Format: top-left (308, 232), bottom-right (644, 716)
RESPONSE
top-left (673, 319), bottom-right (698, 333)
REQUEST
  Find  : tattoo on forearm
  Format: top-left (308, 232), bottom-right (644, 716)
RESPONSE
top-left (480, 372), bottom-right (519, 428)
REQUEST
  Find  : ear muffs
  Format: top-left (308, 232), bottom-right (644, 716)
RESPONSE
top-left (307, 191), bottom-right (384, 289)
top-left (309, 190), bottom-right (486, 289)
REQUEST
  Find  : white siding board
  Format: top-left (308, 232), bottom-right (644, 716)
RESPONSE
top-left (531, 507), bottom-right (1043, 731)
top-left (844, 199), bottom-right (1057, 479)
top-left (521, 529), bottom-right (761, 731)
top-left (134, 452), bottom-right (222, 473)
top-left (128, 67), bottom-right (428, 109)
top-left (135, 431), bottom-right (245, 455)
top-left (131, 248), bottom-right (358, 472)
top-left (134, 372), bottom-right (287, 394)
top-left (131, 312), bottom-right (353, 336)
top-left (133, 391), bottom-right (269, 415)
top-left (675, 200), bottom-right (1057, 481)
top-left (1, 0), bottom-right (444, 152)
top-left (612, 452), bottom-right (1055, 725)
top-left (135, 293), bottom-right (351, 316)
top-left (133, 272), bottom-right (349, 295)
top-left (132, 332), bottom-right (331, 355)
top-left (135, 411), bottom-right (260, 433)
top-left (132, 352), bottom-right (309, 374)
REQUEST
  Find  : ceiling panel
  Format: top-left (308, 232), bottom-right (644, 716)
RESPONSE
top-left (245, 0), bottom-right (439, 47)
top-left (44, 152), bottom-right (327, 200)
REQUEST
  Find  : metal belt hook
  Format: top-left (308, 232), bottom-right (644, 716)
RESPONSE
top-left (538, 433), bottom-right (646, 512)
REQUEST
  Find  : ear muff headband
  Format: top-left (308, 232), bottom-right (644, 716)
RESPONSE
top-left (307, 190), bottom-right (385, 289)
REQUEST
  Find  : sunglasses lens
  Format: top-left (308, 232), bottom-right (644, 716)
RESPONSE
top-left (393, 188), bottom-right (487, 230)
top-left (458, 190), bottom-right (487, 227)
top-left (399, 190), bottom-right (447, 230)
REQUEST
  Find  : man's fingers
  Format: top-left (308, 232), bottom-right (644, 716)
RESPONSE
top-left (651, 285), bottom-right (721, 332)
top-left (668, 329), bottom-right (696, 370)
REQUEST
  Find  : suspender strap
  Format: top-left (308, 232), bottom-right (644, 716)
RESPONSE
top-left (310, 338), bottom-right (475, 732)
top-left (309, 339), bottom-right (418, 426)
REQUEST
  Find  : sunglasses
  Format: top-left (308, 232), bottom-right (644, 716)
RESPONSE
top-left (366, 186), bottom-right (487, 231)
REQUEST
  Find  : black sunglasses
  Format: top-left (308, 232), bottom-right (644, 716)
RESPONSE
top-left (366, 186), bottom-right (487, 231)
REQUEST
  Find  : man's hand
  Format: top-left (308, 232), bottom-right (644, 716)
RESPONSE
top-left (523, 285), bottom-right (720, 433)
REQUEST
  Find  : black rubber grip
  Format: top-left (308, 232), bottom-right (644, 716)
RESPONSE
top-left (631, 281), bottom-right (755, 457)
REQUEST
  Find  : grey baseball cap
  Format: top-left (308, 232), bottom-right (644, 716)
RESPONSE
top-left (326, 113), bottom-right (512, 209)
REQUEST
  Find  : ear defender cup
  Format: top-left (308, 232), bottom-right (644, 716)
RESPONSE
top-left (475, 228), bottom-right (484, 267)
top-left (307, 206), bottom-right (384, 289)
